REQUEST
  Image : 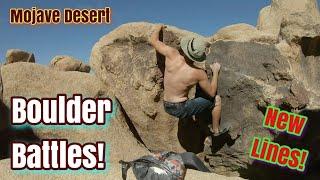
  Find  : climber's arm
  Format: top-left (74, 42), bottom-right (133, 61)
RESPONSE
top-left (150, 25), bottom-right (179, 59)
top-left (197, 63), bottom-right (220, 97)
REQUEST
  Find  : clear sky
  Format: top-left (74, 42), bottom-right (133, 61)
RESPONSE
top-left (0, 0), bottom-right (318, 65)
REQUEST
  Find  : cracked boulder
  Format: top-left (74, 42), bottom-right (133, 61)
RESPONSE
top-left (49, 55), bottom-right (91, 73)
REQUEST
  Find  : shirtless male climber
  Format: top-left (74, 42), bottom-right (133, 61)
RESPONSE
top-left (149, 24), bottom-right (229, 144)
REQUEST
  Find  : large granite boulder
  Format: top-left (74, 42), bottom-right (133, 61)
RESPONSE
top-left (5, 49), bottom-right (35, 64)
top-left (90, 22), bottom-right (205, 152)
top-left (279, 12), bottom-right (320, 58)
top-left (280, 12), bottom-right (320, 43)
top-left (49, 55), bottom-right (91, 73)
top-left (203, 40), bottom-right (313, 175)
top-left (30, 105), bottom-right (149, 163)
top-left (257, 0), bottom-right (320, 37)
top-left (89, 19), bottom-right (318, 176)
top-left (212, 23), bottom-right (277, 43)
top-left (290, 53), bottom-right (320, 109)
top-left (1, 62), bottom-right (148, 163)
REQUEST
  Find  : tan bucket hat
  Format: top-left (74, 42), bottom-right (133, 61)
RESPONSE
top-left (180, 36), bottom-right (210, 62)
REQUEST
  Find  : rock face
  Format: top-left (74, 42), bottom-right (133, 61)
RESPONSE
top-left (31, 106), bottom-right (149, 163)
top-left (0, 64), bottom-right (240, 180)
top-left (203, 40), bottom-right (312, 175)
top-left (257, 0), bottom-right (320, 38)
top-left (49, 55), bottom-right (91, 73)
top-left (0, 0), bottom-right (318, 178)
top-left (90, 22), bottom-right (205, 152)
top-left (2, 63), bottom-right (102, 106)
top-left (1, 62), bottom-right (148, 163)
top-left (5, 49), bottom-right (35, 64)
top-left (90, 3), bottom-right (320, 175)
top-left (279, 12), bottom-right (320, 59)
top-left (212, 23), bottom-right (277, 43)
top-left (280, 12), bottom-right (320, 43)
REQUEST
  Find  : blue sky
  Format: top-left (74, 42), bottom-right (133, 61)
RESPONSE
top-left (0, 0), bottom-right (318, 64)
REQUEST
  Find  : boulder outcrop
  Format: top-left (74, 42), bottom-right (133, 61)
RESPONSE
top-left (49, 55), bottom-right (91, 73)
top-left (5, 49), bottom-right (35, 64)
top-left (212, 23), bottom-right (277, 43)
top-left (0, 63), bottom-right (148, 163)
top-left (257, 0), bottom-right (320, 39)
top-left (90, 12), bottom-right (319, 175)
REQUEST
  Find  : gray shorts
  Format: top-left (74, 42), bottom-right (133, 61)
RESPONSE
top-left (163, 97), bottom-right (215, 119)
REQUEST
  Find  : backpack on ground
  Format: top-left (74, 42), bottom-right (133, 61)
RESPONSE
top-left (119, 151), bottom-right (186, 180)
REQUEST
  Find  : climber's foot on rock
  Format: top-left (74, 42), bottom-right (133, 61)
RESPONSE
top-left (211, 123), bottom-right (231, 137)
top-left (204, 136), bottom-right (212, 147)
top-left (213, 127), bottom-right (230, 137)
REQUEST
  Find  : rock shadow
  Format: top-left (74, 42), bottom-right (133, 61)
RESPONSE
top-left (156, 29), bottom-right (165, 76)
top-left (116, 99), bottom-right (147, 148)
top-left (0, 100), bottom-right (39, 160)
top-left (299, 36), bottom-right (320, 57)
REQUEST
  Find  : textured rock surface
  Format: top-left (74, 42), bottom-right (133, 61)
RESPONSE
top-left (257, 0), bottom-right (320, 37)
top-left (0, 158), bottom-right (243, 180)
top-left (90, 22), bottom-right (205, 152)
top-left (0, 0), bottom-right (319, 178)
top-left (290, 53), bottom-right (320, 108)
top-left (257, 5), bottom-right (274, 33)
top-left (89, 15), bottom-right (320, 176)
top-left (203, 40), bottom-right (310, 174)
top-left (50, 55), bottom-right (91, 73)
top-left (1, 62), bottom-right (148, 163)
top-left (1, 63), bottom-right (104, 106)
top-left (280, 12), bottom-right (320, 43)
top-left (212, 23), bottom-right (277, 43)
top-left (5, 49), bottom-right (35, 64)
top-left (31, 105), bottom-right (149, 163)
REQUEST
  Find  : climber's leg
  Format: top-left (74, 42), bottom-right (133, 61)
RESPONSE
top-left (211, 95), bottom-right (221, 134)
top-left (209, 95), bottom-right (230, 137)
top-left (180, 97), bottom-right (214, 119)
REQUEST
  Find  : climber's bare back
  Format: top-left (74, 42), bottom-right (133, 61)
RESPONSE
top-left (163, 55), bottom-right (201, 102)
top-left (149, 25), bottom-right (216, 103)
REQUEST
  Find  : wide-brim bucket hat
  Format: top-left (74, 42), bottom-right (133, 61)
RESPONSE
top-left (180, 36), bottom-right (210, 62)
